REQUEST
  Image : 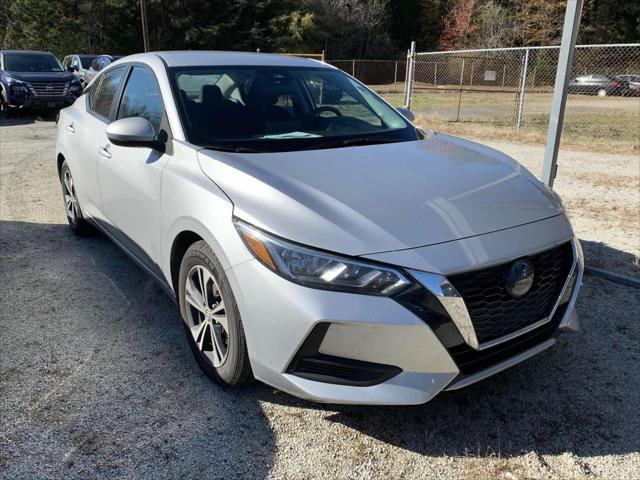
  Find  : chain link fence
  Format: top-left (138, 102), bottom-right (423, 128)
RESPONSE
top-left (328, 60), bottom-right (407, 94)
top-left (404, 44), bottom-right (640, 150)
top-left (331, 44), bottom-right (639, 151)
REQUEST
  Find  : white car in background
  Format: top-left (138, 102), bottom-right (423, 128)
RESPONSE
top-left (55, 51), bottom-right (583, 405)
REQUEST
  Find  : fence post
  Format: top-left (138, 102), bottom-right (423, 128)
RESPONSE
top-left (434, 63), bottom-right (438, 85)
top-left (394, 61), bottom-right (398, 92)
top-left (516, 48), bottom-right (530, 131)
top-left (456, 58), bottom-right (465, 122)
top-left (403, 41), bottom-right (417, 109)
top-left (352, 60), bottom-right (356, 77)
top-left (502, 64), bottom-right (506, 87)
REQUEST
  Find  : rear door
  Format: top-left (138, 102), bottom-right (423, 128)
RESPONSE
top-left (98, 65), bottom-right (170, 276)
top-left (65, 66), bottom-right (127, 221)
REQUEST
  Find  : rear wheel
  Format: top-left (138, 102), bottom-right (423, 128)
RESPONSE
top-left (59, 161), bottom-right (93, 235)
top-left (178, 241), bottom-right (253, 386)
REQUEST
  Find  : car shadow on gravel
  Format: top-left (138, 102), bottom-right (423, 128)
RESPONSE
top-left (581, 239), bottom-right (640, 278)
top-left (0, 221), bottom-right (276, 478)
top-left (256, 272), bottom-right (640, 460)
top-left (3, 221), bottom-right (639, 474)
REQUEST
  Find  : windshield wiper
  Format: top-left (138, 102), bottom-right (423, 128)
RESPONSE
top-left (299, 137), bottom-right (405, 151)
top-left (202, 144), bottom-right (264, 153)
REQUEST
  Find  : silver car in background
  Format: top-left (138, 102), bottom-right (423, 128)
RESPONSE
top-left (82, 54), bottom-right (123, 85)
top-left (55, 51), bottom-right (583, 405)
top-left (61, 54), bottom-right (98, 86)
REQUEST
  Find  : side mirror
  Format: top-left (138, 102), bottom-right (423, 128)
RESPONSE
top-left (106, 117), bottom-right (162, 149)
top-left (396, 107), bottom-right (415, 122)
top-left (67, 65), bottom-right (78, 72)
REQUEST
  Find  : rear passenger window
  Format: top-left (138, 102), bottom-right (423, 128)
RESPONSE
top-left (116, 67), bottom-right (164, 133)
top-left (90, 67), bottom-right (126, 120)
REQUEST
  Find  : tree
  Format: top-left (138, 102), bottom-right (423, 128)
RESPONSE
top-left (470, 0), bottom-right (520, 49)
top-left (439, 0), bottom-right (476, 50)
top-left (418, 0), bottom-right (449, 51)
top-left (521, 0), bottom-right (565, 46)
top-left (286, 0), bottom-right (393, 59)
top-left (579, 0), bottom-right (640, 45)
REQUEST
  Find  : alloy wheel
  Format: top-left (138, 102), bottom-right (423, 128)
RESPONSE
top-left (184, 264), bottom-right (229, 367)
top-left (62, 169), bottom-right (78, 223)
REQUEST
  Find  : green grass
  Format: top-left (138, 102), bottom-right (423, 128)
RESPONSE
top-left (378, 88), bottom-right (640, 152)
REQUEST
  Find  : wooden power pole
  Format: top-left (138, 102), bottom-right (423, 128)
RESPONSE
top-left (140, 0), bottom-right (150, 52)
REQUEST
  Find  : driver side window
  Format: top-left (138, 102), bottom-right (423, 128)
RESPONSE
top-left (116, 66), bottom-right (164, 134)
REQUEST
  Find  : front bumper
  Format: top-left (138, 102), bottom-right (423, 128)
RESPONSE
top-left (227, 219), bottom-right (583, 405)
top-left (7, 94), bottom-right (76, 110)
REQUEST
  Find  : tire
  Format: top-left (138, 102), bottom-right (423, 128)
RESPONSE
top-left (0, 94), bottom-right (14, 118)
top-left (597, 89), bottom-right (607, 97)
top-left (178, 241), bottom-right (253, 386)
top-left (59, 161), bottom-right (93, 235)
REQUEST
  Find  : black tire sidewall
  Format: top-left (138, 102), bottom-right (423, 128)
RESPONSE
top-left (178, 241), bottom-right (251, 385)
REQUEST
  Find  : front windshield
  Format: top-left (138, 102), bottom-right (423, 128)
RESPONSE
top-left (4, 53), bottom-right (63, 72)
top-left (170, 66), bottom-right (416, 152)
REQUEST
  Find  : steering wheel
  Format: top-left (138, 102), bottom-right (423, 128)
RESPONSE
top-left (314, 106), bottom-right (342, 117)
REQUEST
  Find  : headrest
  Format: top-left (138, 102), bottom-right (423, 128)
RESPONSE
top-left (201, 84), bottom-right (223, 104)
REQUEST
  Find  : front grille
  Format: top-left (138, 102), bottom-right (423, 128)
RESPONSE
top-left (448, 303), bottom-right (567, 376)
top-left (27, 82), bottom-right (69, 97)
top-left (448, 242), bottom-right (573, 344)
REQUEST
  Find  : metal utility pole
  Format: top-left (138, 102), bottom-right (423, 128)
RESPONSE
top-left (140, 0), bottom-right (150, 53)
top-left (542, 0), bottom-right (583, 187)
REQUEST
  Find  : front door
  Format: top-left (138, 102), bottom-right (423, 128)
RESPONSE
top-left (98, 65), bottom-right (170, 277)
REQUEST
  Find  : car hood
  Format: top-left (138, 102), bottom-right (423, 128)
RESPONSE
top-left (197, 132), bottom-right (563, 256)
top-left (4, 71), bottom-right (75, 83)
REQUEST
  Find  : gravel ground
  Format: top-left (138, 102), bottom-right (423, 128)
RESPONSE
top-left (1, 117), bottom-right (639, 479)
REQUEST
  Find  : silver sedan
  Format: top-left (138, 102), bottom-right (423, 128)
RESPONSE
top-left (55, 51), bottom-right (583, 405)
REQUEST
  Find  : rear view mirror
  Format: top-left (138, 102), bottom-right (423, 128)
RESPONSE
top-left (396, 107), bottom-right (415, 122)
top-left (106, 117), bottom-right (161, 149)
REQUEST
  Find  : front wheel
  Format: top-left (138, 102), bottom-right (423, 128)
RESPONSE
top-left (178, 241), bottom-right (253, 386)
top-left (0, 95), bottom-right (15, 118)
top-left (597, 88), bottom-right (607, 97)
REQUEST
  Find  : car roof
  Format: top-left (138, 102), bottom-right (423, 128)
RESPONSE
top-left (1, 49), bottom-right (55, 56)
top-left (152, 51), bottom-right (331, 69)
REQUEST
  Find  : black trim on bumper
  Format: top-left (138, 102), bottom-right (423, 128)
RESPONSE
top-left (9, 97), bottom-right (75, 110)
top-left (286, 322), bottom-right (402, 387)
top-left (448, 303), bottom-right (567, 377)
top-left (393, 280), bottom-right (570, 378)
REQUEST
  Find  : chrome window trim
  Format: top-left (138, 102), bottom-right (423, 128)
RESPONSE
top-left (409, 238), bottom-right (580, 351)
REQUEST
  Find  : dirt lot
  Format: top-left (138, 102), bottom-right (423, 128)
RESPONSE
top-left (1, 117), bottom-right (639, 479)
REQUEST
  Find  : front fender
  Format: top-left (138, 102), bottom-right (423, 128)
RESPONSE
top-left (160, 143), bottom-right (254, 290)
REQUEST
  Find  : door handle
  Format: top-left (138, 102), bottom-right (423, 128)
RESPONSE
top-left (98, 145), bottom-right (111, 159)
top-left (66, 124), bottom-right (75, 133)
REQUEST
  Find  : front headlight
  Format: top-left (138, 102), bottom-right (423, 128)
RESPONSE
top-left (234, 219), bottom-right (412, 296)
top-left (9, 84), bottom-right (29, 95)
